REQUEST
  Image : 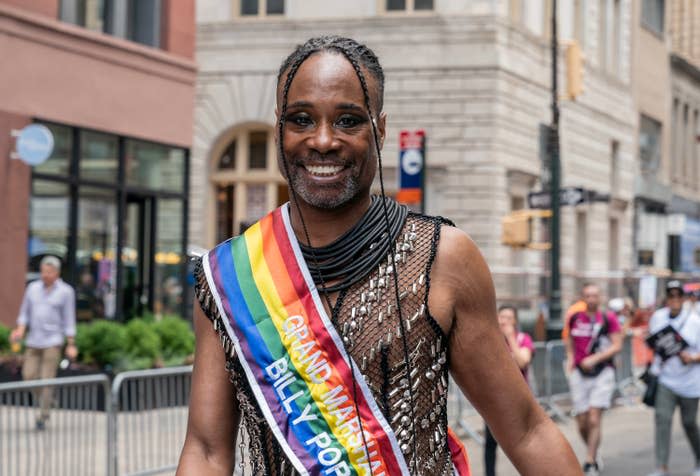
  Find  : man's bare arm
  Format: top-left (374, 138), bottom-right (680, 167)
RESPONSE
top-left (429, 226), bottom-right (581, 475)
top-left (177, 304), bottom-right (240, 475)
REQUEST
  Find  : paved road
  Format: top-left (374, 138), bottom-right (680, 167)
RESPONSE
top-left (462, 403), bottom-right (699, 476)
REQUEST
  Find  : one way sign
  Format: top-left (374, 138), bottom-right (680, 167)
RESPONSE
top-left (528, 187), bottom-right (586, 209)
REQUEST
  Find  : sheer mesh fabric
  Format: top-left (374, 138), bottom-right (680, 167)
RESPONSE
top-left (194, 213), bottom-right (455, 475)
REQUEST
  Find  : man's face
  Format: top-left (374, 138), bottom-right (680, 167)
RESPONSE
top-left (667, 290), bottom-right (684, 314)
top-left (276, 52), bottom-right (386, 210)
top-left (40, 263), bottom-right (60, 287)
top-left (582, 285), bottom-right (600, 312)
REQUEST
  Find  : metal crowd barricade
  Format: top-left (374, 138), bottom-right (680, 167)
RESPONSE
top-left (0, 374), bottom-right (111, 476)
top-left (543, 340), bottom-right (570, 421)
top-left (529, 342), bottom-right (548, 402)
top-left (109, 365), bottom-right (192, 476)
top-left (614, 333), bottom-right (643, 404)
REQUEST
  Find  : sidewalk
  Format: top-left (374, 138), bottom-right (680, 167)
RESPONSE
top-left (462, 403), bottom-right (699, 476)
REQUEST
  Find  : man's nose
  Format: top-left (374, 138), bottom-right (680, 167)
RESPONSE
top-left (308, 121), bottom-right (338, 153)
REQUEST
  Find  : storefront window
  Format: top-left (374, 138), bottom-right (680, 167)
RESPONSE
top-left (28, 180), bottom-right (70, 279)
top-left (154, 199), bottom-right (184, 317)
top-left (28, 124), bottom-right (188, 321)
top-left (80, 131), bottom-right (118, 183)
top-left (125, 140), bottom-right (185, 192)
top-left (34, 124), bottom-right (72, 177)
top-left (76, 187), bottom-right (117, 320)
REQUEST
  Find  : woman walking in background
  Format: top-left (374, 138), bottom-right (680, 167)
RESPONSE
top-left (484, 305), bottom-right (534, 476)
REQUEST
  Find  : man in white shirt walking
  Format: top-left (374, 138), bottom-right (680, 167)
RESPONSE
top-left (10, 256), bottom-right (78, 430)
top-left (647, 280), bottom-right (700, 476)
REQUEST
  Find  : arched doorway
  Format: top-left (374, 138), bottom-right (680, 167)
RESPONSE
top-left (209, 125), bottom-right (288, 245)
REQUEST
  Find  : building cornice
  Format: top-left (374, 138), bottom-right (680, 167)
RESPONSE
top-left (671, 53), bottom-right (700, 84)
top-left (0, 2), bottom-right (197, 84)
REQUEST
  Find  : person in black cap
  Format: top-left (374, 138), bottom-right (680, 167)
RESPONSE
top-left (646, 280), bottom-right (700, 476)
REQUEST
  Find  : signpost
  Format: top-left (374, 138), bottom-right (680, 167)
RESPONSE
top-left (396, 129), bottom-right (426, 212)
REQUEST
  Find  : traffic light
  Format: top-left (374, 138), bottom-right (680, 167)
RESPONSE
top-left (501, 210), bottom-right (553, 249)
top-left (502, 212), bottom-right (531, 247)
top-left (566, 40), bottom-right (584, 99)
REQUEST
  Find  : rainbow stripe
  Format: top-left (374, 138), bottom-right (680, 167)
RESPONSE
top-left (202, 204), bottom-right (409, 476)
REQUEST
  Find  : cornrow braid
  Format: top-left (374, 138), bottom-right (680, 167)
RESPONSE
top-left (277, 36), bottom-right (418, 473)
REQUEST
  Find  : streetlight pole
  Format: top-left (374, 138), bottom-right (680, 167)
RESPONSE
top-left (548, 0), bottom-right (563, 334)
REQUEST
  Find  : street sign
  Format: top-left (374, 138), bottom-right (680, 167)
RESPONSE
top-left (528, 187), bottom-right (586, 209)
top-left (12, 124), bottom-right (54, 166)
top-left (396, 129), bottom-right (425, 210)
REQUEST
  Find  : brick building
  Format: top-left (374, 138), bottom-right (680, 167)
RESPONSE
top-left (0, 0), bottom-right (196, 326)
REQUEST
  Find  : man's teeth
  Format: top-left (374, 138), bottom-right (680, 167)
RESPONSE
top-left (305, 165), bottom-right (343, 176)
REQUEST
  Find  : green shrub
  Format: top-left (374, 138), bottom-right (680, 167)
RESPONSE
top-left (75, 320), bottom-right (128, 368)
top-left (151, 316), bottom-right (194, 360)
top-left (0, 324), bottom-right (10, 353)
top-left (125, 319), bottom-right (161, 362)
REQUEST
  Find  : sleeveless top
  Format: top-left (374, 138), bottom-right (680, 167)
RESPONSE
top-left (194, 212), bottom-right (455, 475)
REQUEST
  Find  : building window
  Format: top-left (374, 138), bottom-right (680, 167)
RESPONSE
top-left (385, 0), bottom-right (434, 12)
top-left (211, 127), bottom-right (285, 242)
top-left (574, 0), bottom-right (586, 46)
top-left (694, 110), bottom-right (699, 188)
top-left (639, 114), bottom-right (662, 174)
top-left (238, 0), bottom-right (285, 16)
top-left (125, 140), bottom-right (186, 193)
top-left (598, 0), bottom-right (608, 70)
top-left (248, 131), bottom-right (268, 169)
top-left (59, 0), bottom-right (161, 48)
top-left (611, 0), bottom-right (621, 75)
top-left (642, 0), bottom-right (665, 35)
top-left (509, 0), bottom-right (524, 25)
top-left (610, 140), bottom-right (620, 191)
top-left (29, 122), bottom-right (188, 321)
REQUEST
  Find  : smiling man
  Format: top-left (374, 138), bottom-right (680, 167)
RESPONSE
top-left (177, 36), bottom-right (579, 476)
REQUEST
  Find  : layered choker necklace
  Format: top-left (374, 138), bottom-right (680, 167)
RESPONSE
top-left (299, 195), bottom-right (408, 293)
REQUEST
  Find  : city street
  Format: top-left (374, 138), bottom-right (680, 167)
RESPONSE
top-left (464, 403), bottom-right (699, 476)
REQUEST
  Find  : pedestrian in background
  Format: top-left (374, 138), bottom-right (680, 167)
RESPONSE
top-left (646, 281), bottom-right (700, 476)
top-left (10, 256), bottom-right (78, 430)
top-left (566, 282), bottom-right (623, 476)
top-left (483, 305), bottom-right (534, 476)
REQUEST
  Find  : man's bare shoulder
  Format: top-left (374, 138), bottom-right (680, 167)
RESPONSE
top-left (428, 224), bottom-right (495, 334)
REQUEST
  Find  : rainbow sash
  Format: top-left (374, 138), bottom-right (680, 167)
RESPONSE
top-left (202, 204), bottom-right (470, 475)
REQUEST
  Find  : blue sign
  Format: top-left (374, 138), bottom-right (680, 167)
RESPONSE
top-left (16, 124), bottom-right (54, 166)
top-left (397, 129), bottom-right (425, 206)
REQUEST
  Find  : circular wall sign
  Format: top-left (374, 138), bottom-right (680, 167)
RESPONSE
top-left (401, 149), bottom-right (423, 175)
top-left (16, 124), bottom-right (54, 166)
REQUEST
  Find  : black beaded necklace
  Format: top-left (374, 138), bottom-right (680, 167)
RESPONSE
top-left (299, 195), bottom-right (408, 293)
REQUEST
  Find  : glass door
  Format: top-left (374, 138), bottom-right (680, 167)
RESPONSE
top-left (121, 194), bottom-right (155, 319)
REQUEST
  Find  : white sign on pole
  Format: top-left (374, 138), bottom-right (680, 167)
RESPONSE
top-left (638, 275), bottom-right (658, 309)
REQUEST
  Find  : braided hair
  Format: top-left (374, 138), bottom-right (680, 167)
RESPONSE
top-left (276, 36), bottom-right (420, 473)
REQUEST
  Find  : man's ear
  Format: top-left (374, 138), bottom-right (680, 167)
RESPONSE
top-left (377, 112), bottom-right (387, 150)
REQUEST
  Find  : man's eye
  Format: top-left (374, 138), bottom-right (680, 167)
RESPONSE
top-left (287, 114), bottom-right (312, 126)
top-left (336, 115), bottom-right (363, 128)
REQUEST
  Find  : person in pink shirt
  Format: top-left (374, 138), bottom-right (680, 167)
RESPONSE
top-left (565, 283), bottom-right (623, 476)
top-left (483, 305), bottom-right (534, 476)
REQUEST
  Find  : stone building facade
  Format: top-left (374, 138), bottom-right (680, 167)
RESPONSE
top-left (192, 0), bottom-right (636, 309)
